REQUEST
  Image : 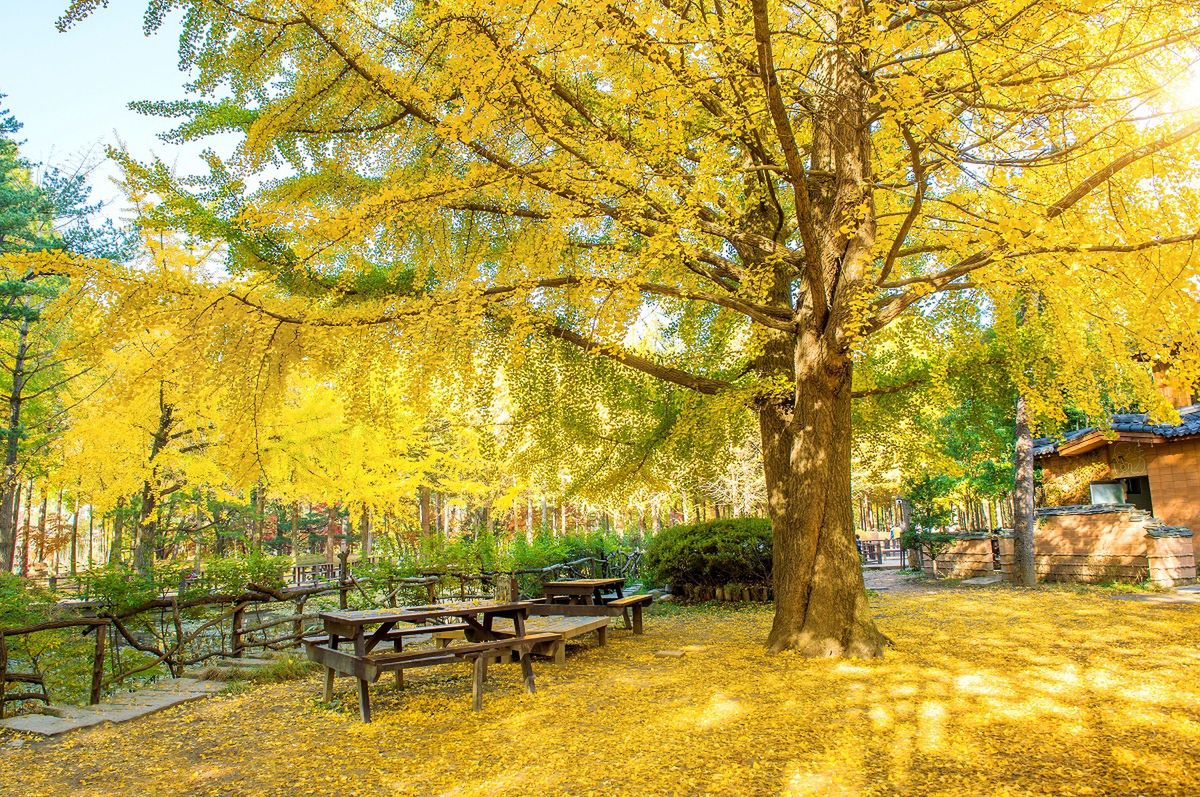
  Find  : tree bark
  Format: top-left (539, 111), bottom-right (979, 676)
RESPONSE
top-left (760, 357), bottom-right (888, 657)
top-left (1012, 393), bottom-right (1038, 586)
top-left (418, 487), bottom-right (432, 536)
top-left (133, 385), bottom-right (175, 575)
top-left (69, 493), bottom-right (79, 576)
top-left (0, 316), bottom-right (30, 571)
top-left (108, 497), bottom-right (125, 566)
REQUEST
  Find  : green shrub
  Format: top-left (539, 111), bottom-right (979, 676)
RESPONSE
top-left (644, 518), bottom-right (772, 589)
top-left (0, 571), bottom-right (50, 626)
top-left (200, 552), bottom-right (291, 595)
top-left (900, 529), bottom-right (959, 577)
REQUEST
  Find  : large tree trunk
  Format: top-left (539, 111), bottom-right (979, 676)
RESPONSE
top-left (760, 358), bottom-right (888, 657)
top-left (108, 498), bottom-right (125, 566)
top-left (1012, 393), bottom-right (1038, 586)
top-left (133, 387), bottom-right (175, 575)
top-left (0, 316), bottom-right (30, 572)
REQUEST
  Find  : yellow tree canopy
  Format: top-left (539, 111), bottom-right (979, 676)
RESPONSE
top-left (53, 0), bottom-right (1200, 654)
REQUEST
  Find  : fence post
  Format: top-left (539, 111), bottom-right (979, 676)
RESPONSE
top-left (90, 623), bottom-right (106, 705)
top-left (0, 632), bottom-right (7, 719)
top-left (293, 596), bottom-right (305, 646)
top-left (337, 548), bottom-right (350, 610)
top-left (231, 604), bottom-right (245, 658)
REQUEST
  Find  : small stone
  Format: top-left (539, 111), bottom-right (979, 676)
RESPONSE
top-left (5, 739), bottom-right (26, 748)
top-left (654, 650), bottom-right (686, 658)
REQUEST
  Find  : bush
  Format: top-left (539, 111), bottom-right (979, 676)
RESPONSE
top-left (200, 552), bottom-right (291, 595)
top-left (900, 529), bottom-right (959, 577)
top-left (644, 518), bottom-right (772, 590)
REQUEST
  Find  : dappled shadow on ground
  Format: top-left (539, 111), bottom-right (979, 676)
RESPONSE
top-left (2, 586), bottom-right (1199, 796)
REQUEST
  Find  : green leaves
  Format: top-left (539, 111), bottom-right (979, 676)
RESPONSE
top-left (644, 518), bottom-right (772, 590)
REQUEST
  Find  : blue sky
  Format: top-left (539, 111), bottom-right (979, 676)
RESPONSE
top-left (0, 2), bottom-right (210, 211)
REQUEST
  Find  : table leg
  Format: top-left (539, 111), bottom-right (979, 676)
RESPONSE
top-left (323, 667), bottom-right (335, 703)
top-left (323, 633), bottom-right (339, 702)
top-left (519, 650), bottom-right (536, 694)
top-left (354, 632), bottom-right (371, 723)
top-left (393, 637), bottom-right (404, 689)
top-left (471, 655), bottom-right (486, 711)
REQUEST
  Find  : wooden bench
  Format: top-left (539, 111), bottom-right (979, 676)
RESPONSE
top-left (302, 623), bottom-right (471, 648)
top-left (305, 624), bottom-right (473, 691)
top-left (606, 594), bottom-right (653, 634)
top-left (486, 611), bottom-right (612, 665)
top-left (367, 633), bottom-right (560, 711)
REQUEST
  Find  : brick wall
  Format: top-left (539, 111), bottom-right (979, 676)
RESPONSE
top-left (997, 505), bottom-right (1196, 585)
top-left (1039, 438), bottom-right (1200, 558)
top-left (1146, 440), bottom-right (1200, 558)
top-left (922, 537), bottom-right (994, 579)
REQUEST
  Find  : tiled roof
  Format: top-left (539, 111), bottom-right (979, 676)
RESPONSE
top-left (1033, 404), bottom-right (1200, 456)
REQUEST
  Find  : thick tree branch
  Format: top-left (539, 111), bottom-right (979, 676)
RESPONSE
top-left (751, 0), bottom-right (826, 320)
top-left (546, 325), bottom-right (730, 396)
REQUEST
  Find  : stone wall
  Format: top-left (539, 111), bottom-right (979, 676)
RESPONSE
top-left (922, 536), bottom-right (995, 579)
top-left (996, 504), bottom-right (1196, 586)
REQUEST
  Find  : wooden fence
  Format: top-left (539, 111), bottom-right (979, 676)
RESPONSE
top-left (1, 550), bottom-right (643, 716)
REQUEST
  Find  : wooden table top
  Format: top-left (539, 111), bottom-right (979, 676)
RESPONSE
top-left (319, 601), bottom-right (532, 628)
top-left (544, 578), bottom-right (624, 588)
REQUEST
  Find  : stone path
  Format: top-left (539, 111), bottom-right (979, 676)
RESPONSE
top-left (0, 678), bottom-right (224, 737)
top-left (1, 654), bottom-right (281, 737)
top-left (863, 569), bottom-right (927, 592)
top-left (1108, 590), bottom-right (1200, 605)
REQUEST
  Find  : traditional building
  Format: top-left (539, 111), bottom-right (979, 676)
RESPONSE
top-left (1034, 402), bottom-right (1200, 557)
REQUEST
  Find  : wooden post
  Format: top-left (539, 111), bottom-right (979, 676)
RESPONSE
top-left (90, 624), bottom-right (106, 705)
top-left (0, 632), bottom-right (8, 719)
top-left (338, 548), bottom-right (349, 610)
top-left (292, 596), bottom-right (305, 644)
top-left (471, 655), bottom-right (486, 711)
top-left (231, 604), bottom-right (245, 658)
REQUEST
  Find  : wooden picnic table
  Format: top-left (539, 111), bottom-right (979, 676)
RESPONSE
top-left (309, 601), bottom-right (545, 722)
top-left (541, 577), bottom-right (625, 606)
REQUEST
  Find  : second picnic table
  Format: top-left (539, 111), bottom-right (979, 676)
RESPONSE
top-left (541, 577), bottom-right (625, 605)
top-left (306, 601), bottom-right (556, 722)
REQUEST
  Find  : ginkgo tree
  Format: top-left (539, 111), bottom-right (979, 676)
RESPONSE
top-left (58, 0), bottom-right (1200, 655)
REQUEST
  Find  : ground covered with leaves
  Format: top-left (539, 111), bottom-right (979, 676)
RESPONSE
top-left (3, 585), bottom-right (1199, 796)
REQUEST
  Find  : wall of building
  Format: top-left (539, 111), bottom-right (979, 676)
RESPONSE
top-left (1145, 439), bottom-right (1200, 557)
top-left (922, 537), bottom-right (994, 580)
top-left (1039, 439), bottom-right (1200, 557)
top-left (995, 505), bottom-right (1196, 586)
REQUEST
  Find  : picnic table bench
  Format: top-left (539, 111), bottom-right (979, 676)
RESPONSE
top-left (305, 602), bottom-right (555, 721)
top-left (437, 609), bottom-right (613, 665)
top-left (540, 578), bottom-right (654, 634)
top-left (542, 577), bottom-right (625, 605)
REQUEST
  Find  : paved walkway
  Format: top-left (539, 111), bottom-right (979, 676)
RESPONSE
top-left (863, 569), bottom-right (927, 592)
top-left (1, 678), bottom-right (224, 737)
top-left (1, 654), bottom-right (280, 737)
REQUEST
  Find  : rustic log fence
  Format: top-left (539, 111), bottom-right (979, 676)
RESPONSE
top-left (1, 550), bottom-right (644, 715)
